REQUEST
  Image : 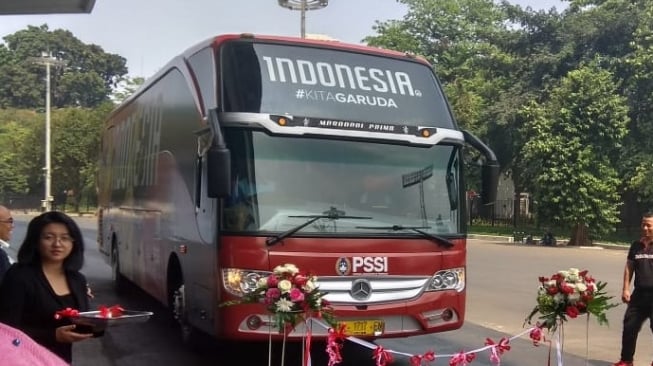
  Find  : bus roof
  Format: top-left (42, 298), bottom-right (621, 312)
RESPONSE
top-left (110, 33), bottom-right (432, 119)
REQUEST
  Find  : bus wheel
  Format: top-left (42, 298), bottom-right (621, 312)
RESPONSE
top-left (111, 244), bottom-right (127, 293)
top-left (172, 284), bottom-right (197, 345)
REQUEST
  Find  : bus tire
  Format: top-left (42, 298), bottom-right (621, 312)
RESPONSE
top-left (168, 267), bottom-right (201, 346)
top-left (111, 243), bottom-right (127, 294)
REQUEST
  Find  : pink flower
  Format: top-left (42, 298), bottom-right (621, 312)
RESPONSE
top-left (265, 288), bottom-right (281, 305)
top-left (267, 275), bottom-right (279, 288)
top-left (289, 287), bottom-right (305, 302)
top-left (293, 274), bottom-right (308, 286)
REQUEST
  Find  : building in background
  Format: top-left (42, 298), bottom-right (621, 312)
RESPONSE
top-left (0, 0), bottom-right (95, 15)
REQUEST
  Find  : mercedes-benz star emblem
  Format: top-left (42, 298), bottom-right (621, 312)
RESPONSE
top-left (350, 279), bottom-right (372, 301)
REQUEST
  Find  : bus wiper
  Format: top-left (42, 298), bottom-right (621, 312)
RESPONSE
top-left (355, 225), bottom-right (454, 248)
top-left (266, 207), bottom-right (372, 246)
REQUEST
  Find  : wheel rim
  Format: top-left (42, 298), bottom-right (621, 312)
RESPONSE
top-left (172, 284), bottom-right (193, 342)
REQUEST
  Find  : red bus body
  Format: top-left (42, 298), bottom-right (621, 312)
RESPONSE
top-left (97, 33), bottom-right (495, 341)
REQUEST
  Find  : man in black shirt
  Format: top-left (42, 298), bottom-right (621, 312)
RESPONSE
top-left (613, 212), bottom-right (653, 366)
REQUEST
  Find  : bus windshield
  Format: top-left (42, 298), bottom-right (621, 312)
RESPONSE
top-left (220, 40), bottom-right (455, 129)
top-left (221, 129), bottom-right (460, 235)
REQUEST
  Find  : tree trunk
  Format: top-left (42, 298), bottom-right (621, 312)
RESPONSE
top-left (568, 222), bottom-right (590, 246)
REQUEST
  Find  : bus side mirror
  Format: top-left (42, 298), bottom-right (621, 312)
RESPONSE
top-left (207, 147), bottom-right (231, 198)
top-left (481, 161), bottom-right (499, 205)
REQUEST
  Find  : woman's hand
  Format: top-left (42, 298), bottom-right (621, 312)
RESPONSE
top-left (55, 324), bottom-right (94, 343)
top-left (621, 289), bottom-right (631, 303)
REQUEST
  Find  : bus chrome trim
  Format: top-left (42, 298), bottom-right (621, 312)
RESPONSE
top-left (317, 276), bottom-right (430, 304)
top-left (219, 112), bottom-right (464, 145)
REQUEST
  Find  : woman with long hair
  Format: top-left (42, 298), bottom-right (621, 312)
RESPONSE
top-left (0, 211), bottom-right (94, 364)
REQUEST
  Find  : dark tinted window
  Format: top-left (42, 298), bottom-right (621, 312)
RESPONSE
top-left (188, 48), bottom-right (216, 110)
top-left (220, 41), bottom-right (454, 129)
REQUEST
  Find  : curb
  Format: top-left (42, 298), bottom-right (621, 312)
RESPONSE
top-left (468, 234), bottom-right (628, 251)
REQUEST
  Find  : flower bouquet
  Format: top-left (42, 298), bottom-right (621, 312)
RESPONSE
top-left (525, 268), bottom-right (618, 332)
top-left (223, 263), bottom-right (335, 332)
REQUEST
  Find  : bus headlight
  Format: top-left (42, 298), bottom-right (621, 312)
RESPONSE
top-left (426, 268), bottom-right (465, 292)
top-left (222, 269), bottom-right (271, 297)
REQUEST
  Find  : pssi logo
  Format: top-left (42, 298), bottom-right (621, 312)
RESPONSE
top-left (335, 256), bottom-right (388, 276)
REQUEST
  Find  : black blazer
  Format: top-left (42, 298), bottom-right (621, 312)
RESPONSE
top-left (0, 264), bottom-right (89, 363)
top-left (0, 248), bottom-right (10, 283)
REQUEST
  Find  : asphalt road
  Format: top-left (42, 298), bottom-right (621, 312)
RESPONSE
top-left (3, 213), bottom-right (640, 366)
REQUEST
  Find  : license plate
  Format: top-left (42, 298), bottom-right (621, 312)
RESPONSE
top-left (337, 320), bottom-right (385, 336)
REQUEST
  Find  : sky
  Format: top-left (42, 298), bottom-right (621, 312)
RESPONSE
top-left (0, 0), bottom-right (566, 78)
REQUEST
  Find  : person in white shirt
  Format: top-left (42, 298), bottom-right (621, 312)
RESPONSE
top-left (0, 205), bottom-right (14, 283)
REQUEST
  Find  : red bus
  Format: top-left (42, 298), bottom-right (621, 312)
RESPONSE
top-left (97, 33), bottom-right (499, 343)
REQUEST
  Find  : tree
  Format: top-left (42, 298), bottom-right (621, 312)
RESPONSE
top-left (364, 0), bottom-right (517, 192)
top-left (0, 24), bottom-right (128, 109)
top-left (111, 76), bottom-right (145, 104)
top-left (520, 62), bottom-right (628, 245)
top-left (619, 2), bottom-right (653, 207)
top-left (0, 111), bottom-right (38, 197)
top-left (50, 103), bottom-right (113, 211)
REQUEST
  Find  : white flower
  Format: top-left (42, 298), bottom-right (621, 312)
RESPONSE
top-left (284, 264), bottom-right (299, 275)
top-left (553, 293), bottom-right (565, 304)
top-left (303, 280), bottom-right (316, 292)
top-left (257, 277), bottom-right (268, 289)
top-left (558, 270), bottom-right (569, 278)
top-left (273, 263), bottom-right (300, 276)
top-left (278, 280), bottom-right (292, 293)
top-left (568, 292), bottom-right (580, 302)
top-left (576, 283), bottom-right (587, 292)
top-left (566, 268), bottom-right (581, 282)
top-left (273, 265), bottom-right (286, 275)
top-left (275, 298), bottom-right (294, 312)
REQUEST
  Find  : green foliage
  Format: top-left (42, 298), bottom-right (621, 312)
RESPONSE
top-left (111, 76), bottom-right (145, 104)
top-left (0, 105), bottom-right (112, 209)
top-left (525, 269), bottom-right (619, 333)
top-left (620, 2), bottom-right (653, 207)
top-left (0, 109), bottom-right (41, 196)
top-left (0, 24), bottom-right (128, 109)
top-left (519, 62), bottom-right (628, 237)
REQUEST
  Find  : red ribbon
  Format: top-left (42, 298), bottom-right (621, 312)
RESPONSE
top-left (485, 337), bottom-right (510, 364)
top-left (529, 325), bottom-right (545, 346)
top-left (303, 318), bottom-right (312, 366)
top-left (326, 324), bottom-right (347, 366)
top-left (373, 345), bottom-right (393, 366)
top-left (56, 304), bottom-right (124, 320)
top-left (99, 304), bottom-right (124, 318)
top-left (409, 350), bottom-right (436, 366)
top-left (449, 351), bottom-right (475, 366)
top-left (54, 307), bottom-right (79, 320)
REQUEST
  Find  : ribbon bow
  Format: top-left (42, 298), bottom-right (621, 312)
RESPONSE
top-left (409, 350), bottom-right (436, 366)
top-left (485, 337), bottom-right (511, 364)
top-left (529, 324), bottom-right (545, 346)
top-left (326, 325), bottom-right (347, 366)
top-left (373, 345), bottom-right (393, 366)
top-left (449, 351), bottom-right (475, 366)
top-left (54, 307), bottom-right (79, 320)
top-left (99, 304), bottom-right (125, 318)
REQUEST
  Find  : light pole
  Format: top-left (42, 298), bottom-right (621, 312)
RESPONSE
top-left (277, 0), bottom-right (328, 38)
top-left (30, 52), bottom-right (66, 212)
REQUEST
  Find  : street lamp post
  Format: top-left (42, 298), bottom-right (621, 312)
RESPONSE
top-left (30, 52), bottom-right (66, 212)
top-left (277, 0), bottom-right (329, 38)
